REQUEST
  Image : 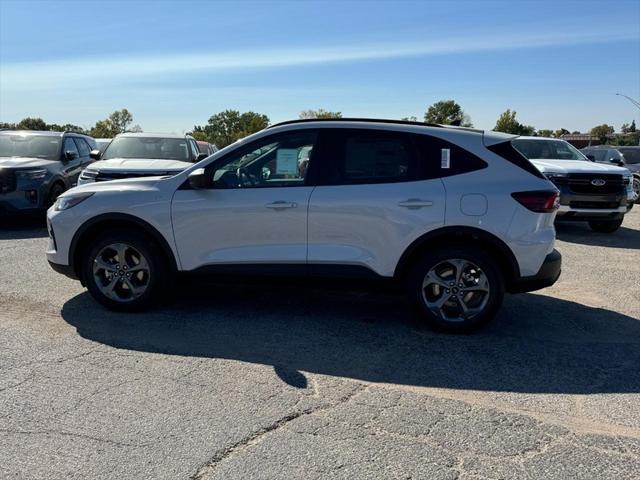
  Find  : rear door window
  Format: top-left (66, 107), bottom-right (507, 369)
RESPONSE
top-left (323, 129), bottom-right (417, 184)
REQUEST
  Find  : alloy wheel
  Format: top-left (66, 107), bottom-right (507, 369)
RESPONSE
top-left (92, 243), bottom-right (151, 302)
top-left (421, 258), bottom-right (490, 322)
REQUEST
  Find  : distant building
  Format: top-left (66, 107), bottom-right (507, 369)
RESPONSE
top-left (560, 134), bottom-right (600, 149)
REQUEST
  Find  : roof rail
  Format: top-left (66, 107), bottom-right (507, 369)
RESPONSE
top-left (267, 118), bottom-right (445, 129)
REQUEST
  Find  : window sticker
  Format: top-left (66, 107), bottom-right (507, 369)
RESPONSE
top-left (441, 148), bottom-right (450, 169)
top-left (276, 148), bottom-right (299, 175)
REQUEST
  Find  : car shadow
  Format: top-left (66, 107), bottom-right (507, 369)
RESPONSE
top-left (60, 280), bottom-right (640, 394)
top-left (556, 222), bottom-right (640, 250)
top-left (0, 214), bottom-right (48, 239)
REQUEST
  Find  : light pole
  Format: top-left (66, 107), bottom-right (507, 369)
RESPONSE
top-left (616, 93), bottom-right (640, 109)
top-left (615, 93), bottom-right (640, 145)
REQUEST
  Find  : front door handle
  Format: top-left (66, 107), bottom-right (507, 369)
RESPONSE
top-left (265, 201), bottom-right (298, 209)
top-left (398, 199), bottom-right (433, 209)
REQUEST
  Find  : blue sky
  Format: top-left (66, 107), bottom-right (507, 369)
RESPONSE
top-left (1, 0), bottom-right (639, 133)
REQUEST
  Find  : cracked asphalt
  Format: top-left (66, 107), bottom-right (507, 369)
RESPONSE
top-left (1, 209), bottom-right (639, 479)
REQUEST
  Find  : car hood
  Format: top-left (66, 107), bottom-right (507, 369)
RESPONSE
top-left (88, 158), bottom-right (193, 172)
top-left (65, 175), bottom-right (165, 195)
top-left (0, 156), bottom-right (57, 169)
top-left (530, 159), bottom-right (630, 175)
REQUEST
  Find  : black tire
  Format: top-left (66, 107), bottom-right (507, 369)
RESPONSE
top-left (407, 246), bottom-right (504, 333)
top-left (588, 218), bottom-right (623, 233)
top-left (46, 183), bottom-right (65, 209)
top-left (81, 229), bottom-right (168, 311)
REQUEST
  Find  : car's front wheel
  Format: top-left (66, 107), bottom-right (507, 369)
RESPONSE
top-left (588, 218), bottom-right (623, 233)
top-left (81, 230), bottom-right (167, 311)
top-left (408, 247), bottom-right (504, 333)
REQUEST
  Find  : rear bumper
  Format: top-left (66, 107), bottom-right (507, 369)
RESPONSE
top-left (509, 249), bottom-right (561, 293)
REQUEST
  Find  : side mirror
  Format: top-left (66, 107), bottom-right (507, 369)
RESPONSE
top-left (65, 150), bottom-right (78, 161)
top-left (195, 152), bottom-right (208, 161)
top-left (89, 149), bottom-right (101, 160)
top-left (188, 168), bottom-right (211, 189)
top-left (609, 158), bottom-right (625, 166)
top-left (585, 154), bottom-right (595, 161)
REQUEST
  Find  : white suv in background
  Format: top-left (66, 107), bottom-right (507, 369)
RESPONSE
top-left (47, 119), bottom-right (561, 333)
top-left (78, 132), bottom-right (207, 185)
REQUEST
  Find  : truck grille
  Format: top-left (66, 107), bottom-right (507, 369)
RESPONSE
top-left (0, 169), bottom-right (17, 193)
top-left (95, 171), bottom-right (174, 182)
top-left (562, 173), bottom-right (625, 194)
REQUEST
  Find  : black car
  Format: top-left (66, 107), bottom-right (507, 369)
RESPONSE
top-left (0, 130), bottom-right (96, 214)
top-left (581, 145), bottom-right (640, 202)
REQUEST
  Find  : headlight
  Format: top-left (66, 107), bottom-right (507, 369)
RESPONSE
top-left (543, 173), bottom-right (567, 183)
top-left (80, 169), bottom-right (98, 180)
top-left (54, 192), bottom-right (94, 211)
top-left (16, 169), bottom-right (47, 180)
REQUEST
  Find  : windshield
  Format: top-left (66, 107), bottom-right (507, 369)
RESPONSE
top-left (512, 139), bottom-right (587, 161)
top-left (0, 135), bottom-right (61, 160)
top-left (102, 137), bottom-right (192, 161)
top-left (618, 148), bottom-right (640, 164)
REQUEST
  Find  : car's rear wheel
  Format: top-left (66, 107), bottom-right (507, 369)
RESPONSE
top-left (588, 218), bottom-right (623, 233)
top-left (408, 247), bottom-right (504, 333)
top-left (81, 230), bottom-right (167, 311)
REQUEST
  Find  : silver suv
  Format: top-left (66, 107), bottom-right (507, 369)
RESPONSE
top-left (47, 119), bottom-right (562, 333)
top-left (78, 132), bottom-right (206, 185)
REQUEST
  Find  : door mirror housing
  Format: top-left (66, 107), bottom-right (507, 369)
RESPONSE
top-left (64, 150), bottom-right (78, 161)
top-left (89, 149), bottom-right (102, 160)
top-left (195, 152), bottom-right (208, 162)
top-left (188, 168), bottom-right (211, 189)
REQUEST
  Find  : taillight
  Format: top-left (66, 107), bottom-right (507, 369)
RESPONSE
top-left (511, 191), bottom-right (559, 213)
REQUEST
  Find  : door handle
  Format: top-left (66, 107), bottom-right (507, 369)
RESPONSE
top-left (398, 199), bottom-right (433, 209)
top-left (265, 201), bottom-right (298, 209)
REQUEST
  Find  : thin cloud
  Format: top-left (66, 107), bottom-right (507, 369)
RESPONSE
top-left (1, 29), bottom-right (638, 91)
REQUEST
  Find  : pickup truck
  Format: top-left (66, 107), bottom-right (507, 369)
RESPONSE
top-left (513, 137), bottom-right (635, 233)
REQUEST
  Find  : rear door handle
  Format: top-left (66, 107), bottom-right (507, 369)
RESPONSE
top-left (398, 199), bottom-right (433, 209)
top-left (265, 201), bottom-right (298, 209)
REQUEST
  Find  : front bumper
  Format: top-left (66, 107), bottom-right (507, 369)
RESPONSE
top-left (553, 184), bottom-right (627, 222)
top-left (509, 249), bottom-right (561, 293)
top-left (47, 260), bottom-right (78, 279)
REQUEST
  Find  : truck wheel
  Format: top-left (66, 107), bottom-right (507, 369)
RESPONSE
top-left (408, 246), bottom-right (504, 333)
top-left (588, 219), bottom-right (623, 233)
top-left (46, 183), bottom-right (65, 209)
top-left (81, 230), bottom-right (168, 311)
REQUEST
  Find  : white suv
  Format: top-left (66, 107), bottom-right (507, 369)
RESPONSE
top-left (47, 119), bottom-right (561, 332)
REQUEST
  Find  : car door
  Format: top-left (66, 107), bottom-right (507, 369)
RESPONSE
top-left (172, 129), bottom-right (320, 271)
top-left (307, 128), bottom-right (446, 277)
top-left (60, 137), bottom-right (83, 186)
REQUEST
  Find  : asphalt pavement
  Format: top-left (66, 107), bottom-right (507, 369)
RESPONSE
top-left (1, 210), bottom-right (639, 479)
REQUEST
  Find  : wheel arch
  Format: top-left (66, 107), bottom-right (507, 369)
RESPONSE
top-left (69, 213), bottom-right (178, 280)
top-left (394, 226), bottom-right (520, 284)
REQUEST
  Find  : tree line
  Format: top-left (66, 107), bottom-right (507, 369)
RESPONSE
top-left (2, 102), bottom-right (637, 148)
top-left (0, 108), bottom-right (141, 138)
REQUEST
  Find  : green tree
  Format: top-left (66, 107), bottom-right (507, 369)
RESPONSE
top-left (590, 124), bottom-right (614, 144)
top-left (16, 117), bottom-right (48, 130)
top-left (0, 122), bottom-right (16, 129)
top-left (48, 123), bottom-right (86, 133)
top-left (537, 129), bottom-right (554, 138)
top-left (194, 110), bottom-right (270, 148)
top-left (299, 109), bottom-right (342, 119)
top-left (630, 120), bottom-right (636, 132)
top-left (424, 100), bottom-right (472, 126)
top-left (89, 109), bottom-right (136, 138)
top-left (494, 109), bottom-right (535, 135)
top-left (553, 128), bottom-right (570, 137)
top-left (401, 116), bottom-right (418, 122)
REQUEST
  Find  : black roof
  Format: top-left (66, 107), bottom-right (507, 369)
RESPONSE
top-left (268, 118), bottom-right (444, 129)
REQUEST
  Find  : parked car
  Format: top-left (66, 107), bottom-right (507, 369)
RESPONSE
top-left (47, 118), bottom-right (561, 333)
top-left (512, 137), bottom-right (634, 233)
top-left (95, 138), bottom-right (112, 154)
top-left (581, 145), bottom-right (640, 202)
top-left (78, 133), bottom-right (206, 185)
top-left (0, 130), bottom-right (96, 214)
top-left (196, 140), bottom-right (218, 156)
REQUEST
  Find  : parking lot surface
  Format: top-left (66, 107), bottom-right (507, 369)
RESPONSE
top-left (1, 210), bottom-right (639, 479)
